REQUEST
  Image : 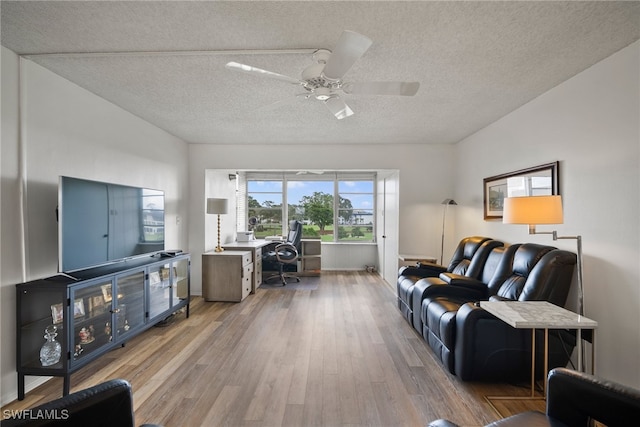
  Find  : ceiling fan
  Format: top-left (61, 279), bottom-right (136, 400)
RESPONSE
top-left (225, 30), bottom-right (420, 120)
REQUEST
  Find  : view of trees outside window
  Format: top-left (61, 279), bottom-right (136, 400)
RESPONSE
top-left (247, 180), bottom-right (283, 237)
top-left (288, 181), bottom-right (333, 240)
top-left (338, 180), bottom-right (374, 241)
top-left (246, 176), bottom-right (375, 242)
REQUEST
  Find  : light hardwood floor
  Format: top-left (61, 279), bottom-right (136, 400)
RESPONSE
top-left (2, 271), bottom-right (544, 426)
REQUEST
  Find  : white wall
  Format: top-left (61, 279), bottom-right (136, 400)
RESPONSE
top-left (452, 41), bottom-right (640, 388)
top-left (0, 48), bottom-right (190, 404)
top-left (187, 144), bottom-right (456, 295)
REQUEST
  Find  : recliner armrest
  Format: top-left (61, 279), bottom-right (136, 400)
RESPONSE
top-left (439, 273), bottom-right (488, 296)
top-left (416, 261), bottom-right (447, 273)
top-left (398, 264), bottom-right (446, 279)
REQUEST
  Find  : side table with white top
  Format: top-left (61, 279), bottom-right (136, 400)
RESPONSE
top-left (480, 301), bottom-right (598, 415)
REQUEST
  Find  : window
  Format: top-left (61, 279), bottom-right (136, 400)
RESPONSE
top-left (337, 180), bottom-right (374, 242)
top-left (242, 172), bottom-right (376, 243)
top-left (247, 180), bottom-right (283, 238)
top-left (287, 180), bottom-right (334, 240)
top-left (141, 189), bottom-right (164, 242)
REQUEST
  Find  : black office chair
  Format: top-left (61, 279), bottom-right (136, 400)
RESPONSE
top-left (263, 220), bottom-right (303, 286)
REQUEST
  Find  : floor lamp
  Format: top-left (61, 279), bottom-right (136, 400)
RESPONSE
top-left (207, 198), bottom-right (228, 252)
top-left (440, 199), bottom-right (457, 265)
top-left (502, 195), bottom-right (587, 371)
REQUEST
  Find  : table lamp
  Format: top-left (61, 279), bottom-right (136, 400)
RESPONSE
top-left (502, 195), bottom-right (584, 316)
top-left (207, 198), bottom-right (228, 252)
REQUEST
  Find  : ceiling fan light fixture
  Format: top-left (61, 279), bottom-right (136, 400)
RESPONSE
top-left (314, 87), bottom-right (331, 101)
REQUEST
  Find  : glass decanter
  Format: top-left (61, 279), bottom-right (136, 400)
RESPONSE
top-left (40, 324), bottom-right (62, 366)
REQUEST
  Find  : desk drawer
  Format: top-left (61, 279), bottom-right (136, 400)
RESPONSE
top-left (254, 248), bottom-right (263, 285)
top-left (241, 252), bottom-right (252, 267)
top-left (242, 263), bottom-right (253, 278)
top-left (242, 274), bottom-right (251, 299)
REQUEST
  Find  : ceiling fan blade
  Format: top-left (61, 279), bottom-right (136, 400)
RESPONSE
top-left (324, 96), bottom-right (354, 120)
top-left (343, 81), bottom-right (420, 96)
top-left (322, 31), bottom-right (373, 81)
top-left (225, 61), bottom-right (302, 85)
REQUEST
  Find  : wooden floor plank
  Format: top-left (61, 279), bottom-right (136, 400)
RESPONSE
top-left (2, 271), bottom-right (549, 426)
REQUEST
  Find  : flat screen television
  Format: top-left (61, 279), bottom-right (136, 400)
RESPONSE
top-left (58, 176), bottom-right (165, 272)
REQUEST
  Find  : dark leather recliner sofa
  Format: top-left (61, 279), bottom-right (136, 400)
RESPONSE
top-left (396, 236), bottom-right (503, 330)
top-left (429, 367), bottom-right (640, 426)
top-left (397, 237), bottom-right (577, 382)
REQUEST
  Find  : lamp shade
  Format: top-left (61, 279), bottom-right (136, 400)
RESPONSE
top-left (441, 198), bottom-right (457, 205)
top-left (503, 195), bottom-right (563, 225)
top-left (206, 198), bottom-right (228, 215)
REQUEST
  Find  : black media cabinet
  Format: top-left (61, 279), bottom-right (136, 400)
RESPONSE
top-left (15, 253), bottom-right (190, 400)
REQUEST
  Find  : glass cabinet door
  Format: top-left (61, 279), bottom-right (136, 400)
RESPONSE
top-left (70, 280), bottom-right (114, 366)
top-left (172, 258), bottom-right (190, 308)
top-left (17, 286), bottom-right (68, 371)
top-left (148, 263), bottom-right (171, 320)
top-left (113, 269), bottom-right (145, 341)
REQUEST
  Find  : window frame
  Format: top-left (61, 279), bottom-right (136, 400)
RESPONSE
top-left (241, 172), bottom-right (377, 243)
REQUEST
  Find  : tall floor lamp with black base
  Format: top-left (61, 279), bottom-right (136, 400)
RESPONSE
top-left (440, 199), bottom-right (457, 265)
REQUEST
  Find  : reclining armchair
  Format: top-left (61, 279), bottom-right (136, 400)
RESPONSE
top-left (420, 244), bottom-right (577, 380)
top-left (396, 236), bottom-right (502, 327)
top-left (429, 367), bottom-right (640, 426)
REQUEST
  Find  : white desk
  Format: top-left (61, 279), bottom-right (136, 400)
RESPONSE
top-left (480, 301), bottom-right (597, 413)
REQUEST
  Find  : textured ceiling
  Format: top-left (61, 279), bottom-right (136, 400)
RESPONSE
top-left (2, 1), bottom-right (639, 145)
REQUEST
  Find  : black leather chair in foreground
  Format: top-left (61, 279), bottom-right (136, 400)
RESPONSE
top-left (428, 367), bottom-right (640, 427)
top-left (1, 379), bottom-right (161, 427)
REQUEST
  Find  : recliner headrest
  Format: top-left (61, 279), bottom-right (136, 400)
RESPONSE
top-left (488, 243), bottom-right (563, 301)
top-left (447, 236), bottom-right (493, 272)
top-left (512, 243), bottom-right (556, 277)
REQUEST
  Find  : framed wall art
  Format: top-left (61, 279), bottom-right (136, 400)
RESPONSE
top-left (483, 161), bottom-right (559, 220)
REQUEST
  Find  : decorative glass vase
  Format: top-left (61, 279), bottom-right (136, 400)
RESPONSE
top-left (40, 325), bottom-right (62, 367)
